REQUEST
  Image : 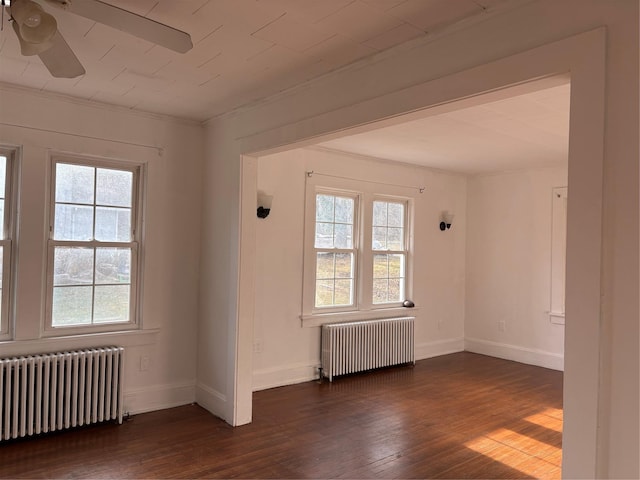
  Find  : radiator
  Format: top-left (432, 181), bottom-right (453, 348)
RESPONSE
top-left (0, 346), bottom-right (124, 441)
top-left (321, 317), bottom-right (415, 381)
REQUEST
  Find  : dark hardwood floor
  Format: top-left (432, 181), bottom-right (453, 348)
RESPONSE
top-left (0, 352), bottom-right (563, 479)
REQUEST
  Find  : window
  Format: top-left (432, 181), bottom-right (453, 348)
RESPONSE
top-left (372, 200), bottom-right (406, 304)
top-left (46, 157), bottom-right (143, 333)
top-left (549, 186), bottom-right (567, 324)
top-left (303, 179), bottom-right (413, 322)
top-left (0, 147), bottom-right (17, 339)
top-left (314, 193), bottom-right (357, 308)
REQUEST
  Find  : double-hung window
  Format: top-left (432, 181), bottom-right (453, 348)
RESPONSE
top-left (303, 179), bottom-right (413, 323)
top-left (46, 156), bottom-right (143, 333)
top-left (314, 193), bottom-right (357, 309)
top-left (372, 200), bottom-right (407, 304)
top-left (0, 147), bottom-right (17, 339)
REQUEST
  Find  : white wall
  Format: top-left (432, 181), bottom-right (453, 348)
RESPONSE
top-left (465, 167), bottom-right (567, 370)
top-left (253, 147), bottom-right (466, 390)
top-left (200, 1), bottom-right (638, 477)
top-left (0, 85), bottom-right (204, 414)
top-left (254, 156), bottom-right (568, 388)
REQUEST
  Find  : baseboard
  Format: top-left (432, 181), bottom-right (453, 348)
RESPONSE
top-left (253, 363), bottom-right (319, 392)
top-left (124, 381), bottom-right (196, 415)
top-left (195, 382), bottom-right (228, 419)
top-left (250, 336), bottom-right (561, 392)
top-left (464, 337), bottom-right (564, 371)
top-left (415, 337), bottom-right (465, 360)
top-left (252, 339), bottom-right (466, 391)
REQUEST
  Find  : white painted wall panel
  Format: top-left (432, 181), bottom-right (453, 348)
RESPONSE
top-left (0, 86), bottom-right (204, 415)
top-left (465, 167), bottom-right (568, 369)
top-left (253, 147), bottom-right (467, 389)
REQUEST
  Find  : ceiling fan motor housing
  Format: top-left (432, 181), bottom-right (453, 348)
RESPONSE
top-left (11, 0), bottom-right (58, 44)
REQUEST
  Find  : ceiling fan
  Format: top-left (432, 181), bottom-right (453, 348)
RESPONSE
top-left (1, 0), bottom-right (193, 78)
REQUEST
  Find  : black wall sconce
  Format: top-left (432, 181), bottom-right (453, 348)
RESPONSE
top-left (439, 211), bottom-right (454, 231)
top-left (257, 192), bottom-right (273, 219)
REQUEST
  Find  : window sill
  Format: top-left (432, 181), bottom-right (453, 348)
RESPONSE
top-left (548, 312), bottom-right (565, 325)
top-left (0, 329), bottom-right (160, 358)
top-left (301, 307), bottom-right (419, 328)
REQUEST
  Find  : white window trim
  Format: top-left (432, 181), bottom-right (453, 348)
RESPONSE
top-left (549, 186), bottom-right (567, 325)
top-left (44, 153), bottom-right (145, 337)
top-left (0, 146), bottom-right (19, 341)
top-left (301, 175), bottom-right (415, 327)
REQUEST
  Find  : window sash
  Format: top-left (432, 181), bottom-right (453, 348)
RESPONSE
top-left (313, 249), bottom-right (356, 309)
top-left (0, 240), bottom-right (12, 337)
top-left (372, 252), bottom-right (406, 305)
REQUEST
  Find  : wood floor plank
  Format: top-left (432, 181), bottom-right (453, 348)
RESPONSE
top-left (0, 352), bottom-right (563, 479)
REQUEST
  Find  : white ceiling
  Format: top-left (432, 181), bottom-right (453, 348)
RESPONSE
top-left (316, 83), bottom-right (570, 175)
top-left (0, 0), bottom-right (510, 121)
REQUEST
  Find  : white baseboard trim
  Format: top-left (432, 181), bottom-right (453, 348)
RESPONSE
top-left (464, 337), bottom-right (564, 371)
top-left (252, 339), bottom-right (466, 391)
top-left (124, 381), bottom-right (196, 415)
top-left (415, 337), bottom-right (465, 360)
top-left (195, 382), bottom-right (227, 419)
top-left (253, 363), bottom-right (319, 392)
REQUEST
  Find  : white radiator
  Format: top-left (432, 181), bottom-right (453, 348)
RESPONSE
top-left (0, 346), bottom-right (124, 441)
top-left (321, 317), bottom-right (415, 381)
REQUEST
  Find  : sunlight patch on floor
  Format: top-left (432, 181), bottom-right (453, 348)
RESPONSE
top-left (464, 416), bottom-right (563, 479)
top-left (524, 408), bottom-right (563, 432)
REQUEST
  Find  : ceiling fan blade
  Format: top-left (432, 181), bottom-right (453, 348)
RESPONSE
top-left (38, 31), bottom-right (86, 78)
top-left (46, 0), bottom-right (193, 53)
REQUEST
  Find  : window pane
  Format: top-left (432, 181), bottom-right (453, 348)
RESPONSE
top-left (94, 285), bottom-right (130, 323)
top-left (316, 252), bottom-right (335, 280)
top-left (373, 201), bottom-right (387, 226)
top-left (372, 226), bottom-right (387, 250)
top-left (52, 286), bottom-right (92, 326)
top-left (95, 207), bottom-right (131, 242)
top-left (373, 254), bottom-right (405, 304)
top-left (315, 222), bottom-right (334, 248)
top-left (334, 197), bottom-right (353, 223)
top-left (316, 194), bottom-right (334, 222)
top-left (54, 204), bottom-right (94, 241)
top-left (54, 247), bottom-right (94, 286)
top-left (373, 279), bottom-right (388, 304)
top-left (388, 278), bottom-right (403, 303)
top-left (388, 227), bottom-right (404, 250)
top-left (55, 164), bottom-right (94, 205)
top-left (373, 201), bottom-right (405, 251)
top-left (334, 253), bottom-right (353, 278)
top-left (334, 223), bottom-right (353, 249)
top-left (315, 280), bottom-right (334, 307)
top-left (373, 254), bottom-right (389, 278)
top-left (96, 168), bottom-right (133, 207)
top-left (388, 254), bottom-right (404, 277)
top-left (96, 248), bottom-right (131, 284)
top-left (387, 203), bottom-right (404, 227)
top-left (334, 279), bottom-right (353, 305)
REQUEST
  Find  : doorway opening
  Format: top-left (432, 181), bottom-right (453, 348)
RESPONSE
top-left (249, 77), bottom-right (570, 476)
